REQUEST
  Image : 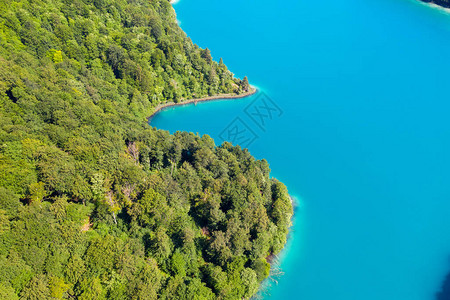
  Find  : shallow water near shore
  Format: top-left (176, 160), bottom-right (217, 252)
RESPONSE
top-left (151, 0), bottom-right (450, 299)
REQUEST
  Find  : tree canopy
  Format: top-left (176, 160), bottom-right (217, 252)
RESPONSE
top-left (0, 0), bottom-right (293, 299)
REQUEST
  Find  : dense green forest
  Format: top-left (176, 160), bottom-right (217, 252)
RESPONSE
top-left (0, 0), bottom-right (292, 299)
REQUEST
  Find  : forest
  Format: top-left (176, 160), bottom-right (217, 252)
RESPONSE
top-left (0, 0), bottom-right (292, 299)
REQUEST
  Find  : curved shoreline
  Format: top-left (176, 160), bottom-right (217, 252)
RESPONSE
top-left (147, 88), bottom-right (257, 121)
top-left (420, 0), bottom-right (450, 11)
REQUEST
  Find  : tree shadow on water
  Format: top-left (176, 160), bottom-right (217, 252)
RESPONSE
top-left (437, 271), bottom-right (450, 300)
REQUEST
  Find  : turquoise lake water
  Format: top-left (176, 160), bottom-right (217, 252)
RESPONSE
top-left (150, 0), bottom-right (450, 299)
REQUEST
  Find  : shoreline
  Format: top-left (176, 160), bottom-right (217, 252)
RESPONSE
top-left (420, 0), bottom-right (450, 10)
top-left (147, 87), bottom-right (257, 121)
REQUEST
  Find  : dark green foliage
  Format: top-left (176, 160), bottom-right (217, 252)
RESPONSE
top-left (0, 0), bottom-right (293, 299)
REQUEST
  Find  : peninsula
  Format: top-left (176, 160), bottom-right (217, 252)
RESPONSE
top-left (0, 0), bottom-right (292, 299)
top-left (148, 87), bottom-right (257, 120)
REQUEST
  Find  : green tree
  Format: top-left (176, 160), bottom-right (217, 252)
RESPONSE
top-left (77, 277), bottom-right (105, 300)
top-left (241, 76), bottom-right (250, 92)
top-left (19, 275), bottom-right (50, 300)
top-left (27, 182), bottom-right (46, 204)
top-left (0, 0), bottom-right (292, 299)
top-left (0, 282), bottom-right (19, 300)
top-left (48, 277), bottom-right (69, 299)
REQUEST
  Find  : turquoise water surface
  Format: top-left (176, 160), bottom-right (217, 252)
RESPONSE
top-left (151, 0), bottom-right (450, 299)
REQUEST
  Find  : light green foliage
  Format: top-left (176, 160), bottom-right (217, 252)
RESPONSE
top-left (0, 282), bottom-right (19, 300)
top-left (241, 268), bottom-right (259, 298)
top-left (251, 258), bottom-right (271, 282)
top-left (0, 153), bottom-right (36, 195)
top-left (46, 49), bottom-right (63, 64)
top-left (19, 275), bottom-right (50, 300)
top-left (77, 277), bottom-right (105, 300)
top-left (0, 209), bottom-right (9, 234)
top-left (0, 253), bottom-right (33, 293)
top-left (65, 255), bottom-right (86, 284)
top-left (0, 0), bottom-right (293, 299)
top-left (169, 249), bottom-right (187, 278)
top-left (27, 182), bottom-right (46, 203)
top-left (0, 187), bottom-right (21, 218)
top-left (48, 276), bottom-right (69, 299)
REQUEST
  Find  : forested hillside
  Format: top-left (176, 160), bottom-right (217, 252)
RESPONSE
top-left (0, 0), bottom-right (292, 299)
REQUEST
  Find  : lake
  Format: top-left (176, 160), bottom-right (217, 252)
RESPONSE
top-left (150, 0), bottom-right (450, 299)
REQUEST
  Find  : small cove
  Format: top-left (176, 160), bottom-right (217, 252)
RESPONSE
top-left (151, 0), bottom-right (450, 299)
